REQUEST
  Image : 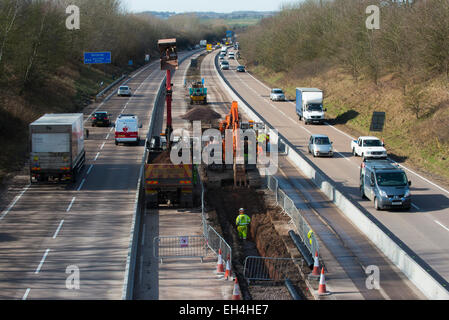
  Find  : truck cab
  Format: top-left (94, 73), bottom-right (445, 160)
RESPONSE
top-left (296, 88), bottom-right (326, 124)
top-left (360, 159), bottom-right (412, 211)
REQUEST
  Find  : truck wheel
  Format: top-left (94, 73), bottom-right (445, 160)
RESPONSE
top-left (352, 148), bottom-right (357, 156)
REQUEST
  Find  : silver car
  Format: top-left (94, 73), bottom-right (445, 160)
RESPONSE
top-left (117, 86), bottom-right (132, 97)
top-left (270, 88), bottom-right (285, 101)
top-left (308, 134), bottom-right (333, 157)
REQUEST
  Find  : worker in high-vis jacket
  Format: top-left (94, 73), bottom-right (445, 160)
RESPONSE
top-left (236, 208), bottom-right (251, 240)
top-left (307, 229), bottom-right (314, 246)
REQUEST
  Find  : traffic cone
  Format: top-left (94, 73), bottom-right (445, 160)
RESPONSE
top-left (232, 278), bottom-right (241, 300)
top-left (216, 249), bottom-right (224, 274)
top-left (224, 255), bottom-right (231, 280)
top-left (318, 268), bottom-right (330, 296)
top-left (309, 251), bottom-right (320, 280)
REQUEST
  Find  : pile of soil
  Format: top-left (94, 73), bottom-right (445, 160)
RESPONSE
top-left (151, 150), bottom-right (172, 163)
top-left (181, 105), bottom-right (221, 121)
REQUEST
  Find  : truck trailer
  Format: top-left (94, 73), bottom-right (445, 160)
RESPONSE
top-left (144, 136), bottom-right (194, 208)
top-left (29, 113), bottom-right (85, 183)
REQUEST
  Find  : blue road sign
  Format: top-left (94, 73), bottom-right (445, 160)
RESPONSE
top-left (226, 30), bottom-right (233, 38)
top-left (202, 78), bottom-right (205, 85)
top-left (84, 52), bottom-right (111, 64)
top-left (128, 60), bottom-right (133, 66)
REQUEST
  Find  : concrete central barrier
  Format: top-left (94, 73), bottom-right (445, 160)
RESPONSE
top-left (213, 53), bottom-right (449, 300)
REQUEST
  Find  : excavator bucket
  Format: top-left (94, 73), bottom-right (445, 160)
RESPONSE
top-left (158, 38), bottom-right (178, 70)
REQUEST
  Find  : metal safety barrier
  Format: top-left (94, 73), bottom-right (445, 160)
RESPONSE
top-left (206, 225), bottom-right (232, 263)
top-left (267, 175), bottom-right (319, 257)
top-left (153, 235), bottom-right (208, 263)
top-left (243, 256), bottom-right (304, 282)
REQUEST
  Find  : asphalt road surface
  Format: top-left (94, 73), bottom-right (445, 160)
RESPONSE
top-left (219, 49), bottom-right (449, 287)
top-left (0, 51), bottom-right (197, 300)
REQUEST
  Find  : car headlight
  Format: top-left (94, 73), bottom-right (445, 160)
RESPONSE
top-left (404, 190), bottom-right (410, 198)
top-left (379, 189), bottom-right (388, 197)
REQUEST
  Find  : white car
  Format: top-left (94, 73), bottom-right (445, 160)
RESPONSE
top-left (351, 136), bottom-right (387, 158)
top-left (117, 86), bottom-right (132, 97)
top-left (220, 61), bottom-right (230, 70)
top-left (270, 88), bottom-right (286, 101)
top-left (228, 52), bottom-right (235, 59)
top-left (115, 114), bottom-right (141, 145)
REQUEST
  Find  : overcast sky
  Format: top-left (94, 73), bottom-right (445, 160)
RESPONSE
top-left (122, 0), bottom-right (293, 13)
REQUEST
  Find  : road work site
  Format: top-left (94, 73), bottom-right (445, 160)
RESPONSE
top-left (0, 40), bottom-right (447, 303)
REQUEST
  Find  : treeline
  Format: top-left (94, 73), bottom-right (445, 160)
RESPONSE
top-left (0, 0), bottom-right (226, 91)
top-left (240, 0), bottom-right (449, 92)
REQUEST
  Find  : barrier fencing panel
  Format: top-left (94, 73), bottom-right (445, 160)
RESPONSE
top-left (243, 256), bottom-right (304, 282)
top-left (206, 225), bottom-right (232, 263)
top-left (266, 175), bottom-right (319, 256)
top-left (153, 236), bottom-right (207, 263)
top-left (200, 178), bottom-right (232, 262)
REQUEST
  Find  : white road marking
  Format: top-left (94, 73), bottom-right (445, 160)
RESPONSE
top-left (87, 164), bottom-right (93, 175)
top-left (66, 197), bottom-right (76, 212)
top-left (100, 142), bottom-right (105, 150)
top-left (35, 249), bottom-right (50, 274)
top-left (334, 149), bottom-right (351, 162)
top-left (52, 220), bottom-right (64, 239)
top-left (435, 220), bottom-right (449, 233)
top-left (109, 127), bottom-right (114, 132)
top-left (94, 152), bottom-right (100, 161)
top-left (0, 184), bottom-right (30, 221)
top-left (411, 203), bottom-right (420, 211)
top-left (77, 178), bottom-right (86, 192)
top-left (106, 133), bottom-right (110, 140)
top-left (22, 288), bottom-right (31, 300)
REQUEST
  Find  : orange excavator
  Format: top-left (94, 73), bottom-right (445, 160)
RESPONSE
top-left (219, 101), bottom-right (248, 187)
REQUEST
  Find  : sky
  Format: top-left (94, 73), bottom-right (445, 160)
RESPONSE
top-left (122, 0), bottom-right (292, 13)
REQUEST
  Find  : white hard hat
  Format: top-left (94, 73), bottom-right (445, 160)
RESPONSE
top-left (239, 208), bottom-right (245, 212)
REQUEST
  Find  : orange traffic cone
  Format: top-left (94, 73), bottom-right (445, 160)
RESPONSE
top-left (216, 249), bottom-right (224, 274)
top-left (309, 251), bottom-right (320, 279)
top-left (232, 278), bottom-right (241, 300)
top-left (318, 268), bottom-right (330, 296)
top-left (224, 255), bottom-right (231, 280)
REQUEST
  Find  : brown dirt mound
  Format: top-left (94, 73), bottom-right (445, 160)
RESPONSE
top-left (181, 105), bottom-right (222, 121)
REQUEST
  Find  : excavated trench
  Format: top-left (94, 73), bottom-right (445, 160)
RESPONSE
top-left (201, 168), bottom-right (312, 300)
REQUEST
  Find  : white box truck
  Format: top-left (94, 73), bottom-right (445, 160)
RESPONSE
top-left (296, 88), bottom-right (326, 124)
top-left (29, 114), bottom-right (85, 183)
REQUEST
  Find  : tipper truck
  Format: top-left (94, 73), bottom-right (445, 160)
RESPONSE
top-left (296, 88), bottom-right (326, 124)
top-left (29, 113), bottom-right (85, 183)
top-left (144, 135), bottom-right (194, 208)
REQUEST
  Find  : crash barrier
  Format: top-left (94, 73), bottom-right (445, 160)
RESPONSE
top-left (214, 53), bottom-right (449, 300)
top-left (267, 175), bottom-right (319, 258)
top-left (285, 278), bottom-right (303, 300)
top-left (121, 51), bottom-right (201, 300)
top-left (243, 256), bottom-right (304, 282)
top-left (153, 236), bottom-right (208, 263)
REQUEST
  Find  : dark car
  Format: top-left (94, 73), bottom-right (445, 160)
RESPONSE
top-left (91, 111), bottom-right (110, 127)
top-left (236, 65), bottom-right (246, 72)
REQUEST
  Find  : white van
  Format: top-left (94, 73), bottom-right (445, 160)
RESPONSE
top-left (115, 114), bottom-right (140, 145)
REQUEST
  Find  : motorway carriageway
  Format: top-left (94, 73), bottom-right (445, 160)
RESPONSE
top-left (185, 51), bottom-right (424, 299)
top-left (0, 50), bottom-right (197, 300)
top-left (220, 52), bottom-right (449, 288)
